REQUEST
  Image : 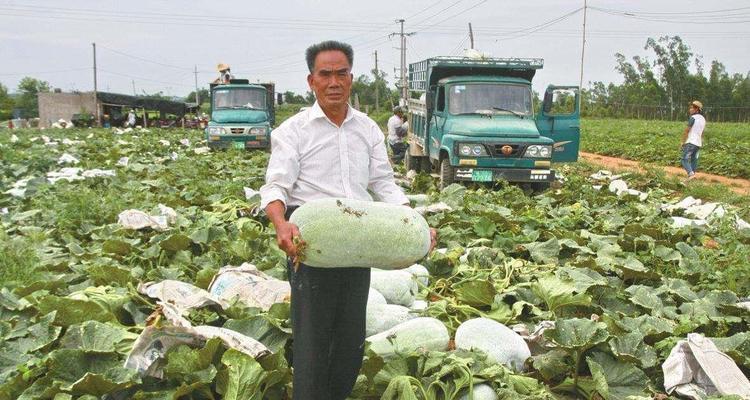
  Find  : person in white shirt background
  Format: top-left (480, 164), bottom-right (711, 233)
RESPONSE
top-left (259, 40), bottom-right (436, 400)
top-left (386, 106), bottom-right (408, 163)
top-left (126, 109), bottom-right (136, 128)
top-left (680, 100), bottom-right (706, 182)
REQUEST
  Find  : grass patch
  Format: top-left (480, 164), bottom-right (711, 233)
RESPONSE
top-left (582, 118), bottom-right (750, 179)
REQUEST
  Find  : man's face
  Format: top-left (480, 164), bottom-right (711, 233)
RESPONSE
top-left (307, 50), bottom-right (352, 110)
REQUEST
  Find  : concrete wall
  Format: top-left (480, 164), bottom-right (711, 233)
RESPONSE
top-left (38, 92), bottom-right (96, 128)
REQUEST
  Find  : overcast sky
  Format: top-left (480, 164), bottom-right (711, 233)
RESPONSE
top-left (1, 0), bottom-right (749, 98)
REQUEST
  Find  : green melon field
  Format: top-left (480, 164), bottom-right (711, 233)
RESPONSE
top-left (0, 127), bottom-right (749, 399)
top-left (581, 118), bottom-right (750, 179)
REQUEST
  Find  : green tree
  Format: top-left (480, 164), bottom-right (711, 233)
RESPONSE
top-left (186, 89), bottom-right (209, 104)
top-left (16, 77), bottom-right (50, 118)
top-left (0, 83), bottom-right (14, 120)
top-left (282, 91), bottom-right (306, 104)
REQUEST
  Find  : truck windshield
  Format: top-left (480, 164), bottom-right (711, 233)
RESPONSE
top-left (448, 83), bottom-right (532, 116)
top-left (213, 88), bottom-right (266, 110)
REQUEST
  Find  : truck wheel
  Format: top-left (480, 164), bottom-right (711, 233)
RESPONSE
top-left (405, 151), bottom-right (420, 172)
top-left (440, 159), bottom-right (455, 189)
top-left (531, 182), bottom-right (550, 193)
top-left (420, 157), bottom-right (432, 173)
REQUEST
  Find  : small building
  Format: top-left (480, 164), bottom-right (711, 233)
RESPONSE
top-left (38, 91), bottom-right (192, 128)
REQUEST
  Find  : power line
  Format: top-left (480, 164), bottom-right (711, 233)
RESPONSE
top-left (98, 45), bottom-right (193, 71)
top-left (590, 5), bottom-right (750, 16)
top-left (414, 0), bottom-right (489, 33)
top-left (589, 7), bottom-right (750, 24)
top-left (0, 67), bottom-right (90, 77)
top-left (97, 69), bottom-right (194, 88)
top-left (495, 8), bottom-right (583, 41)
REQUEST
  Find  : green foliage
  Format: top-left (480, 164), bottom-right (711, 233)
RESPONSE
top-left (0, 83), bottom-right (14, 120)
top-left (584, 36), bottom-right (750, 122)
top-left (15, 77), bottom-right (50, 118)
top-left (1, 127), bottom-right (749, 399)
top-left (582, 118), bottom-right (750, 179)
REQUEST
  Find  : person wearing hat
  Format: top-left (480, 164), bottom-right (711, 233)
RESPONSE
top-left (680, 100), bottom-right (706, 182)
top-left (387, 106), bottom-right (408, 163)
top-left (126, 109), bottom-right (136, 128)
top-left (215, 63), bottom-right (234, 84)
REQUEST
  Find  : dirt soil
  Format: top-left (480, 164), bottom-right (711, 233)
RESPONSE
top-left (579, 152), bottom-right (750, 196)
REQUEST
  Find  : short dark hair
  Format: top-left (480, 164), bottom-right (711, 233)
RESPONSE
top-left (305, 40), bottom-right (353, 72)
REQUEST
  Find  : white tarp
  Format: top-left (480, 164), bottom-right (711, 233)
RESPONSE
top-left (124, 302), bottom-right (270, 378)
top-left (208, 263), bottom-right (290, 311)
top-left (138, 280), bottom-right (228, 312)
top-left (663, 333), bottom-right (750, 399)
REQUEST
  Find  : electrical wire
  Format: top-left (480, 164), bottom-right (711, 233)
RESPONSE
top-left (495, 7), bottom-right (583, 41)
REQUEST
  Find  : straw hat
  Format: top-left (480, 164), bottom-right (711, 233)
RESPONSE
top-left (690, 100), bottom-right (703, 110)
top-left (217, 63), bottom-right (230, 72)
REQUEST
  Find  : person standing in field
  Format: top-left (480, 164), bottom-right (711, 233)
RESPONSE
top-left (387, 106), bottom-right (408, 163)
top-left (126, 109), bottom-right (136, 128)
top-left (680, 100), bottom-right (706, 182)
top-left (260, 40), bottom-right (435, 400)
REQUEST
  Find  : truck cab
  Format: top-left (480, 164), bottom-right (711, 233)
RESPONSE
top-left (205, 79), bottom-right (275, 150)
top-left (405, 57), bottom-right (580, 189)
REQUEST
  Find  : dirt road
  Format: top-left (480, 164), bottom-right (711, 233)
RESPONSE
top-left (579, 152), bottom-right (750, 196)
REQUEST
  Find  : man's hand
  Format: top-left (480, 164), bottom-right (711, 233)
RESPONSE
top-left (429, 228), bottom-right (438, 252)
top-left (275, 220), bottom-right (302, 258)
top-left (265, 200), bottom-right (304, 266)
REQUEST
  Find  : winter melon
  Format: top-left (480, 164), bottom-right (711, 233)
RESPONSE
top-left (454, 318), bottom-right (530, 372)
top-left (366, 317), bottom-right (449, 358)
top-left (289, 198), bottom-right (431, 269)
top-left (370, 269), bottom-right (417, 307)
top-left (365, 303), bottom-right (416, 336)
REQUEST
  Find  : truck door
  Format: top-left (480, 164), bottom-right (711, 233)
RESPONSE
top-left (536, 85), bottom-right (580, 162)
top-left (429, 85), bottom-right (447, 161)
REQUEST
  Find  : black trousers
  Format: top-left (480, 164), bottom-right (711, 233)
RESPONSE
top-left (389, 141), bottom-right (407, 163)
top-left (285, 208), bottom-right (371, 400)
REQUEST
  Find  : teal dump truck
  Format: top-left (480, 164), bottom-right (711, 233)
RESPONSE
top-left (205, 79), bottom-right (275, 150)
top-left (405, 57), bottom-right (580, 189)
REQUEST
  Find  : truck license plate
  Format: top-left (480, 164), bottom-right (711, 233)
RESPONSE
top-left (232, 142), bottom-right (245, 150)
top-left (472, 170), bottom-right (493, 182)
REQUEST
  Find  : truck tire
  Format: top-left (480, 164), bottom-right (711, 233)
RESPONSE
top-left (420, 157), bottom-right (432, 173)
top-left (440, 159), bottom-right (455, 189)
top-left (405, 151), bottom-right (420, 172)
top-left (531, 182), bottom-right (551, 193)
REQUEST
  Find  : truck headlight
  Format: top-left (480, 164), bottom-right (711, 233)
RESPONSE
top-left (458, 143), bottom-right (488, 157)
top-left (208, 127), bottom-right (223, 135)
top-left (249, 127), bottom-right (267, 135)
top-left (524, 145), bottom-right (551, 158)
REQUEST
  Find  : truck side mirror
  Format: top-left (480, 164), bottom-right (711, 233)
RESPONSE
top-left (542, 91), bottom-right (553, 113)
top-left (276, 93), bottom-right (283, 105)
top-left (425, 92), bottom-right (433, 111)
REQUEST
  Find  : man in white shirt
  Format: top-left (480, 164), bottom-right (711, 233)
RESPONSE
top-left (680, 100), bottom-right (706, 182)
top-left (259, 40), bottom-right (435, 400)
top-left (387, 106), bottom-right (408, 163)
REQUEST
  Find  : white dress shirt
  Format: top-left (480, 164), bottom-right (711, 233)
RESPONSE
top-left (386, 114), bottom-right (404, 145)
top-left (260, 102), bottom-right (408, 211)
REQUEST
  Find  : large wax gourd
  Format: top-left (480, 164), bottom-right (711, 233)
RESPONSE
top-left (289, 198), bottom-right (431, 269)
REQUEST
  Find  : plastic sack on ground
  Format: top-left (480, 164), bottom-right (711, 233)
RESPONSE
top-left (662, 333), bottom-right (750, 399)
top-left (208, 263), bottom-right (290, 311)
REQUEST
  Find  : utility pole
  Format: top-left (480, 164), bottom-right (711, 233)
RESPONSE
top-left (92, 42), bottom-right (100, 126)
top-left (468, 23), bottom-right (474, 49)
top-left (194, 65), bottom-right (200, 105)
top-left (373, 50), bottom-right (379, 111)
top-left (579, 0), bottom-right (588, 111)
top-left (132, 80), bottom-right (136, 96)
top-left (390, 19), bottom-right (415, 106)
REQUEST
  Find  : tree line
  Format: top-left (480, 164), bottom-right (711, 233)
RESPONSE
top-left (583, 36), bottom-right (750, 122)
top-left (3, 37), bottom-right (748, 122)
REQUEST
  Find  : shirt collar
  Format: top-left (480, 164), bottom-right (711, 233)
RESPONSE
top-left (306, 101), bottom-right (354, 127)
